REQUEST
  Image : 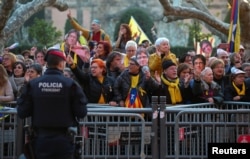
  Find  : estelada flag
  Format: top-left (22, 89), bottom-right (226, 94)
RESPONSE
top-left (129, 16), bottom-right (152, 44)
top-left (228, 0), bottom-right (241, 53)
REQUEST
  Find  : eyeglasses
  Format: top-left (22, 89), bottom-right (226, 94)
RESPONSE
top-left (194, 62), bottom-right (204, 65)
top-left (221, 56), bottom-right (228, 59)
top-left (14, 66), bottom-right (23, 69)
top-left (127, 50), bottom-right (136, 52)
top-left (90, 66), bottom-right (99, 69)
top-left (137, 56), bottom-right (148, 59)
top-left (214, 66), bottom-right (224, 69)
top-left (3, 58), bottom-right (10, 61)
top-left (129, 62), bottom-right (137, 66)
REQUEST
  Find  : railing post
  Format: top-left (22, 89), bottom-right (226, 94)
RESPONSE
top-left (159, 96), bottom-right (166, 159)
top-left (151, 96), bottom-right (159, 159)
top-left (16, 116), bottom-right (24, 157)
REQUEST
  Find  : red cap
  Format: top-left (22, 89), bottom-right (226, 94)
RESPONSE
top-left (46, 49), bottom-right (66, 61)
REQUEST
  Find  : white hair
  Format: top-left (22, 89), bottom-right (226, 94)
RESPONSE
top-left (200, 67), bottom-right (212, 78)
top-left (216, 48), bottom-right (227, 57)
top-left (154, 37), bottom-right (169, 47)
top-left (125, 40), bottom-right (137, 50)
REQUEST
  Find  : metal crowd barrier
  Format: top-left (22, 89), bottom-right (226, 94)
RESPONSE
top-left (172, 109), bottom-right (250, 159)
top-left (161, 101), bottom-right (250, 159)
top-left (77, 112), bottom-right (147, 159)
top-left (0, 107), bottom-right (22, 159)
top-left (1, 100), bottom-right (250, 159)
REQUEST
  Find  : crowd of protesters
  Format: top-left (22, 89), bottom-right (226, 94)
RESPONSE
top-left (1, 15), bottom-right (250, 108)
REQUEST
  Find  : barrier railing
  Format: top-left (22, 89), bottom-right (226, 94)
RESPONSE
top-left (172, 109), bottom-right (250, 159)
top-left (78, 112), bottom-right (146, 159)
top-left (1, 100), bottom-right (250, 159)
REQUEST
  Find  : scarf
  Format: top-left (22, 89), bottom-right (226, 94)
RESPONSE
top-left (161, 75), bottom-right (182, 104)
top-left (123, 55), bottom-right (130, 68)
top-left (125, 74), bottom-right (144, 108)
top-left (232, 82), bottom-right (245, 96)
top-left (97, 76), bottom-right (105, 104)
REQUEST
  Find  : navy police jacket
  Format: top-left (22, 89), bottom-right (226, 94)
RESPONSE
top-left (17, 68), bottom-right (88, 128)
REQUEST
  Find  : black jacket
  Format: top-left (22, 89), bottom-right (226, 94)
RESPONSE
top-left (224, 79), bottom-right (250, 102)
top-left (113, 69), bottom-right (159, 107)
top-left (71, 66), bottom-right (115, 103)
top-left (17, 68), bottom-right (88, 128)
top-left (192, 80), bottom-right (224, 104)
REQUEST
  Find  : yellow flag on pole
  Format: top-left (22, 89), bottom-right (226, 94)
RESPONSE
top-left (129, 16), bottom-right (151, 44)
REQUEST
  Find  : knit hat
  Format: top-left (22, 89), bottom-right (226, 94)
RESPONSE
top-left (130, 56), bottom-right (140, 66)
top-left (162, 60), bottom-right (176, 70)
top-left (231, 67), bottom-right (245, 75)
top-left (92, 19), bottom-right (101, 25)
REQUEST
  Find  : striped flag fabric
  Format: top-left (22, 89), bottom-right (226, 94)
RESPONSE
top-left (228, 0), bottom-right (240, 53)
top-left (129, 16), bottom-right (151, 44)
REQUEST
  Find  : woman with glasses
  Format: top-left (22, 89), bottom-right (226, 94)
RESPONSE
top-left (67, 56), bottom-right (117, 106)
top-left (2, 52), bottom-right (17, 76)
top-left (210, 59), bottom-right (230, 93)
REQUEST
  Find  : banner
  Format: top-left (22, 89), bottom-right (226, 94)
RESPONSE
top-left (129, 16), bottom-right (152, 44)
top-left (228, 0), bottom-right (240, 53)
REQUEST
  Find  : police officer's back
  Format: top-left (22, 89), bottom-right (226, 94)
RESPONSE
top-left (17, 49), bottom-right (88, 159)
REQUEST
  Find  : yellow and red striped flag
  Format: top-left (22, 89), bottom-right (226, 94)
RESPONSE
top-left (129, 16), bottom-right (151, 44)
top-left (228, 0), bottom-right (241, 53)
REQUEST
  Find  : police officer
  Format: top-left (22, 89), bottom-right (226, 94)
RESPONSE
top-left (17, 49), bottom-right (88, 159)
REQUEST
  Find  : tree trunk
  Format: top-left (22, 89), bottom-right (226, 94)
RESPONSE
top-left (0, 0), bottom-right (68, 53)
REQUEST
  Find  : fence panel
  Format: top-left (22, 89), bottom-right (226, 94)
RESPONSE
top-left (174, 110), bottom-right (250, 159)
top-left (0, 106), bottom-right (20, 159)
top-left (77, 112), bottom-right (147, 159)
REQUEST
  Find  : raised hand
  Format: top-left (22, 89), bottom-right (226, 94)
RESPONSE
top-left (66, 54), bottom-right (74, 65)
top-left (67, 10), bottom-right (72, 19)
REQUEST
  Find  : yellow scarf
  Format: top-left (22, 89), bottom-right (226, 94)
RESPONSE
top-left (232, 82), bottom-right (245, 96)
top-left (161, 75), bottom-right (182, 104)
top-left (97, 76), bottom-right (105, 104)
top-left (131, 75), bottom-right (139, 87)
top-left (123, 55), bottom-right (130, 68)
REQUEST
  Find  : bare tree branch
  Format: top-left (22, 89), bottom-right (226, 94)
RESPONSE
top-left (53, 0), bottom-right (68, 11)
top-left (2, 0), bottom-right (68, 44)
top-left (0, 0), bottom-right (68, 50)
top-left (0, 0), bottom-right (16, 31)
top-left (159, 0), bottom-right (229, 36)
